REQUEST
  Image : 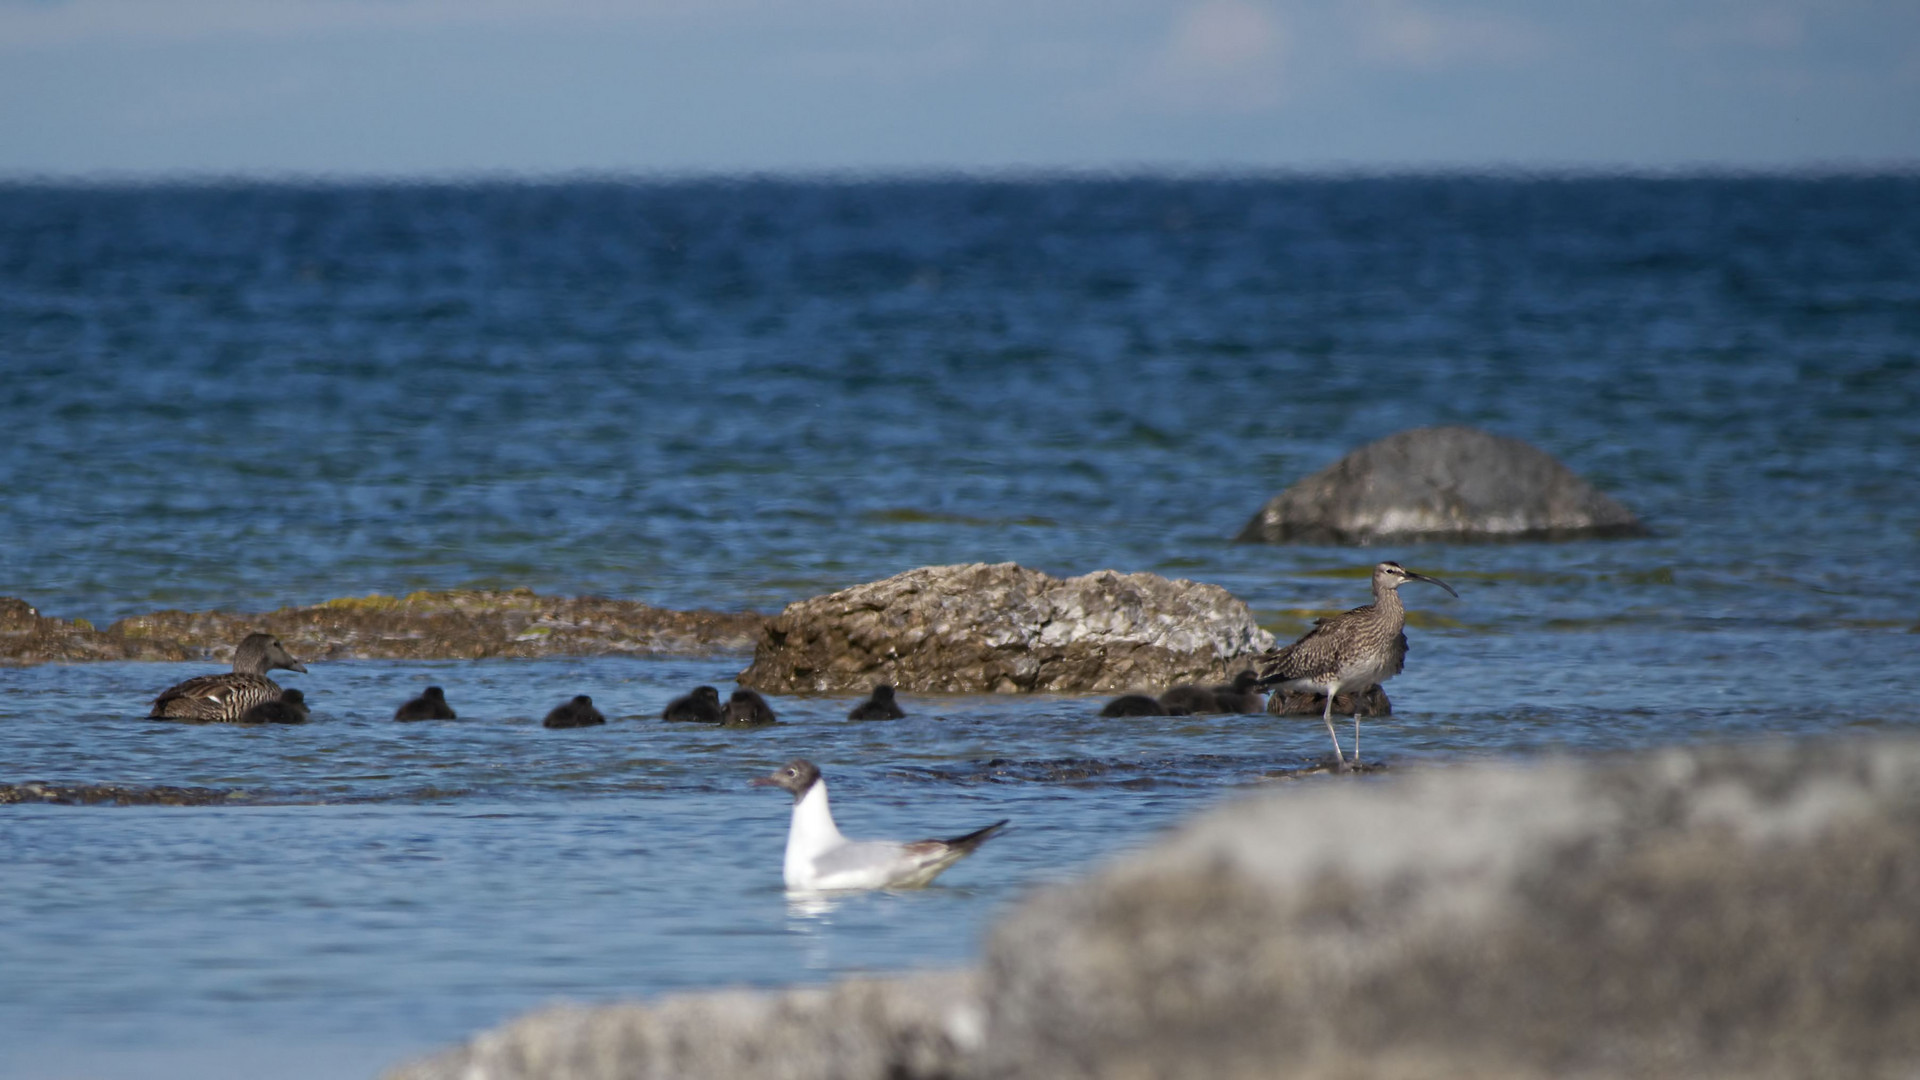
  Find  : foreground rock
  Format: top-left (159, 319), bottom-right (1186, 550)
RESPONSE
top-left (0, 590), bottom-right (762, 666)
top-left (736, 563), bottom-right (1275, 694)
top-left (391, 975), bottom-right (979, 1080)
top-left (1238, 425), bottom-right (1646, 543)
top-left (390, 735), bottom-right (1920, 1080)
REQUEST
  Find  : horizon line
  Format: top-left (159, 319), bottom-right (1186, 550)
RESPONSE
top-left (4, 159), bottom-right (1918, 188)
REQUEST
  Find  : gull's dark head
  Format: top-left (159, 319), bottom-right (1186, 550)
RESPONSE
top-left (235, 632), bottom-right (309, 675)
top-left (1375, 561), bottom-right (1459, 599)
top-left (750, 758), bottom-right (822, 799)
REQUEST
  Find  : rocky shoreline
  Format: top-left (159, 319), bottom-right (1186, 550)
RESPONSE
top-left (389, 733), bottom-right (1920, 1080)
top-left (3, 563), bottom-right (1287, 699)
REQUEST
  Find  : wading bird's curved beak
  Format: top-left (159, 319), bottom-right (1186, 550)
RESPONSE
top-left (1409, 571), bottom-right (1459, 598)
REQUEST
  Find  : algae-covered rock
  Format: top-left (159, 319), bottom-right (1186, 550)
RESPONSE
top-left (1238, 426), bottom-right (1646, 544)
top-left (0, 597), bottom-right (195, 664)
top-left (736, 563), bottom-right (1275, 694)
top-left (2, 591), bottom-right (761, 666)
top-left (105, 589), bottom-right (763, 663)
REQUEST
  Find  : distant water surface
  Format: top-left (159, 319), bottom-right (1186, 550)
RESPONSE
top-left (1, 175), bottom-right (1917, 1079)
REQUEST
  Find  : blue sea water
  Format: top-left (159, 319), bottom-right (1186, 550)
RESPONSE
top-left (1, 175), bottom-right (1918, 1079)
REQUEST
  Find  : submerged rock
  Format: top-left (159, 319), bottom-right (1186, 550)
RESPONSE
top-left (388, 735), bottom-right (1920, 1080)
top-left (736, 563), bottom-right (1275, 694)
top-left (0, 782), bottom-right (250, 806)
top-left (1237, 426), bottom-right (1646, 544)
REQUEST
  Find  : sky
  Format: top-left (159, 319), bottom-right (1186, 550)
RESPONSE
top-left (0, 0), bottom-right (1916, 176)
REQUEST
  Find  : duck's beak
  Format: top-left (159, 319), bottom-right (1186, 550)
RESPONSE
top-left (285, 659), bottom-right (310, 674)
top-left (1408, 571), bottom-right (1459, 598)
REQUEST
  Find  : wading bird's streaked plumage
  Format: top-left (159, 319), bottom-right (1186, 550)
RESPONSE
top-left (751, 759), bottom-right (1007, 892)
top-left (148, 633), bottom-right (309, 722)
top-left (1256, 562), bottom-right (1457, 766)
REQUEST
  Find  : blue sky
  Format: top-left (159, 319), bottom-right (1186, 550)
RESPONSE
top-left (1, 0), bottom-right (1915, 175)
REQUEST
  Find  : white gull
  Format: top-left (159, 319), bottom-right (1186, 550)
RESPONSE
top-left (751, 759), bottom-right (1008, 893)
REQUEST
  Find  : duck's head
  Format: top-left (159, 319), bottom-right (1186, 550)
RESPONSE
top-left (235, 632), bottom-right (308, 675)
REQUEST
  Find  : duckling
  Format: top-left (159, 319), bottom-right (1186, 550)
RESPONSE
top-left (1098, 693), bottom-right (1167, 717)
top-left (1157, 683), bottom-right (1223, 716)
top-left (1207, 670), bottom-right (1266, 714)
top-left (394, 685), bottom-right (457, 721)
top-left (847, 684), bottom-right (906, 721)
top-left (543, 695), bottom-right (606, 729)
top-left (237, 688), bottom-right (309, 724)
top-left (720, 689), bottom-right (778, 727)
top-left (662, 685), bottom-right (723, 723)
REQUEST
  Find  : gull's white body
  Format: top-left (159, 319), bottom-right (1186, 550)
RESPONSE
top-left (778, 776), bottom-right (999, 892)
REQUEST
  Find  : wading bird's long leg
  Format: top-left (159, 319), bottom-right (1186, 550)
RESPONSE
top-left (1353, 711), bottom-right (1362, 765)
top-left (1322, 688), bottom-right (1345, 764)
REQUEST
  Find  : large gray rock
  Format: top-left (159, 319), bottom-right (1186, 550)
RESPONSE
top-left (389, 736), bottom-right (1920, 1080)
top-left (1238, 426), bottom-right (1646, 544)
top-left (979, 735), bottom-right (1920, 1079)
top-left (737, 562), bottom-right (1275, 694)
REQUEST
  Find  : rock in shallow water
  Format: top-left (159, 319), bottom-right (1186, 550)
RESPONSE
top-left (388, 735), bottom-right (1920, 1080)
top-left (1237, 425), bottom-right (1646, 544)
top-left (736, 562), bottom-right (1275, 694)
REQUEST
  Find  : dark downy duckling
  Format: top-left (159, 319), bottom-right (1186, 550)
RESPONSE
top-left (394, 686), bottom-right (457, 721)
top-left (237, 688), bottom-right (309, 725)
top-left (847, 684), bottom-right (906, 721)
top-left (1157, 684), bottom-right (1222, 716)
top-left (1208, 670), bottom-right (1266, 714)
top-left (149, 632), bottom-right (309, 722)
top-left (720, 689), bottom-right (778, 727)
top-left (662, 685), bottom-right (723, 723)
top-left (543, 695), bottom-right (606, 729)
top-left (1099, 693), bottom-right (1168, 717)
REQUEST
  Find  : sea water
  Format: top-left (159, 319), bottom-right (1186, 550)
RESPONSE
top-left (2, 175), bottom-right (1917, 1078)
